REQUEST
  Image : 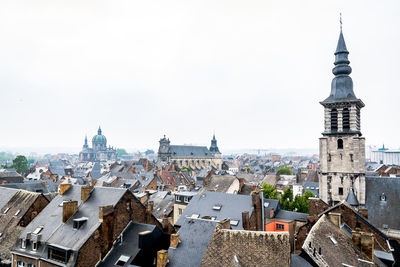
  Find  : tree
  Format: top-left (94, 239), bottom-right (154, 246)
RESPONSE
top-left (12, 155), bottom-right (29, 174)
top-left (280, 187), bottom-right (294, 211)
top-left (304, 190), bottom-right (316, 199)
top-left (276, 167), bottom-right (292, 175)
top-left (291, 190), bottom-right (316, 213)
top-left (262, 183), bottom-right (279, 199)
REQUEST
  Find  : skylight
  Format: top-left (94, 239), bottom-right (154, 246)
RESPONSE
top-left (115, 255), bottom-right (130, 266)
top-left (230, 220), bottom-right (240, 226)
top-left (15, 210), bottom-right (21, 216)
top-left (328, 235), bottom-right (338, 246)
top-left (3, 208), bottom-right (9, 214)
top-left (191, 214), bottom-right (200, 219)
top-left (33, 226), bottom-right (44, 235)
top-left (212, 205), bottom-right (222, 211)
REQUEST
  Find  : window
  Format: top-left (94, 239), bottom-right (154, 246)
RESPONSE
top-left (15, 210), bottom-right (21, 216)
top-left (0, 233), bottom-right (2, 238)
top-left (331, 109), bottom-right (338, 131)
top-left (184, 197), bottom-right (189, 203)
top-left (342, 108), bottom-right (350, 131)
top-left (309, 241), bottom-right (312, 248)
top-left (3, 207), bottom-right (9, 214)
top-left (276, 224), bottom-right (284, 230)
top-left (21, 239), bottom-right (27, 249)
top-left (350, 154), bottom-right (353, 162)
top-left (178, 208), bottom-right (183, 215)
top-left (48, 246), bottom-right (70, 263)
top-left (33, 226), bottom-right (43, 235)
top-left (338, 187), bottom-right (343, 196)
top-left (17, 261), bottom-right (25, 267)
top-left (337, 139), bottom-right (343, 149)
top-left (32, 242), bottom-right (38, 251)
top-left (115, 255), bottom-right (131, 266)
top-left (328, 236), bottom-right (338, 246)
top-left (380, 193), bottom-right (386, 201)
top-left (175, 195), bottom-right (180, 202)
top-left (319, 247), bottom-right (322, 255)
top-left (230, 220), bottom-right (239, 226)
top-left (27, 264), bottom-right (35, 267)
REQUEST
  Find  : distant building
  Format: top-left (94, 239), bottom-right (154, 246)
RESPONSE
top-left (371, 145), bottom-right (400, 165)
top-left (79, 127), bottom-right (117, 162)
top-left (157, 134), bottom-right (222, 170)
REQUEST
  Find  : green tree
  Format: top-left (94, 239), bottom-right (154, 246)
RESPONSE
top-left (304, 190), bottom-right (316, 199)
top-left (292, 190), bottom-right (316, 213)
top-left (12, 155), bottom-right (29, 174)
top-left (276, 167), bottom-right (292, 175)
top-left (280, 187), bottom-right (294, 211)
top-left (116, 148), bottom-right (128, 157)
top-left (262, 183), bottom-right (279, 199)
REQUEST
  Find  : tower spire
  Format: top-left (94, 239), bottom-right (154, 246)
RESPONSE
top-left (98, 126), bottom-right (102, 135)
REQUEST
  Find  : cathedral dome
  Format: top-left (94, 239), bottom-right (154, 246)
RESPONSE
top-left (92, 126), bottom-right (107, 145)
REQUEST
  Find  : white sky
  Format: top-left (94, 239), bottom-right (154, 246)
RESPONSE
top-left (0, 0), bottom-right (399, 153)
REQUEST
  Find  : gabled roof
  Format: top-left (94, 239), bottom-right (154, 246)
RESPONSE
top-left (169, 145), bottom-right (214, 159)
top-left (175, 191), bottom-right (253, 229)
top-left (201, 229), bottom-right (290, 266)
top-left (168, 218), bottom-right (218, 267)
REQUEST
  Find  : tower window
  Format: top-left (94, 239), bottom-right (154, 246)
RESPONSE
top-left (338, 187), bottom-right (343, 195)
top-left (337, 139), bottom-right (343, 149)
top-left (350, 154), bottom-right (353, 162)
top-left (331, 109), bottom-right (338, 132)
top-left (343, 108), bottom-right (350, 131)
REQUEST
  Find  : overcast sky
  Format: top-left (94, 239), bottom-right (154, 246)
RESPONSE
top-left (0, 0), bottom-right (399, 154)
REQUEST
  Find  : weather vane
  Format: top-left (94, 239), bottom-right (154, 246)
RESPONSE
top-left (340, 13), bottom-right (342, 30)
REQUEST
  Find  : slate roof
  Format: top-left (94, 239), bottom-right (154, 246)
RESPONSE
top-left (366, 177), bottom-right (400, 230)
top-left (263, 199), bottom-right (280, 219)
top-left (302, 214), bottom-right (374, 266)
top-left (149, 191), bottom-right (174, 219)
top-left (203, 175), bottom-right (238, 193)
top-left (98, 222), bottom-right (158, 267)
top-left (290, 254), bottom-right (313, 267)
top-left (169, 145), bottom-right (214, 159)
top-left (175, 191), bottom-right (254, 230)
top-left (275, 210), bottom-right (308, 222)
top-left (0, 187), bottom-right (19, 210)
top-left (201, 229), bottom-right (290, 267)
top-left (1, 180), bottom-right (57, 194)
top-left (168, 218), bottom-right (218, 267)
top-left (90, 162), bottom-right (103, 180)
top-left (303, 182), bottom-right (319, 197)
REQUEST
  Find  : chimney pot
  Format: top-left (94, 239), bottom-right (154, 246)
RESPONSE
top-left (156, 250), bottom-right (168, 267)
top-left (81, 186), bottom-right (92, 201)
top-left (59, 183), bottom-right (72, 195)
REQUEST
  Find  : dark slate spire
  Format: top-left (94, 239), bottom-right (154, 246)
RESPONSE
top-left (83, 135), bottom-right (88, 149)
top-left (98, 126), bottom-right (102, 135)
top-left (321, 26), bottom-right (363, 106)
top-left (210, 133), bottom-right (220, 154)
top-left (346, 188), bottom-right (359, 206)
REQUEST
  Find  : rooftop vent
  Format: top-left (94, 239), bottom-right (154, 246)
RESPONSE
top-left (212, 205), bottom-right (222, 211)
top-left (328, 235), bottom-right (338, 246)
top-left (230, 220), bottom-right (240, 226)
top-left (73, 217), bottom-right (88, 229)
top-left (15, 210), bottom-right (21, 216)
top-left (191, 214), bottom-right (200, 219)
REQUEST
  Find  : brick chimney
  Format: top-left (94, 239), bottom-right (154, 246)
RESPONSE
top-left (60, 183), bottom-right (72, 195)
top-left (170, 233), bottom-right (180, 248)
top-left (242, 211), bottom-right (249, 230)
top-left (156, 250), bottom-right (168, 267)
top-left (62, 200), bottom-right (78, 223)
top-left (269, 208), bottom-right (275, 219)
top-left (352, 230), bottom-right (374, 261)
top-left (238, 178), bottom-right (244, 190)
top-left (146, 201), bottom-right (154, 223)
top-left (99, 205), bottom-right (114, 223)
top-left (251, 190), bottom-right (262, 231)
top-left (81, 186), bottom-right (92, 201)
top-left (327, 212), bottom-right (341, 228)
top-left (217, 218), bottom-right (231, 230)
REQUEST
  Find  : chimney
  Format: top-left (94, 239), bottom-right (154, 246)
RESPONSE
top-left (251, 185), bottom-right (256, 191)
top-left (242, 211), bottom-right (249, 230)
top-left (269, 208), bottom-right (275, 219)
top-left (156, 250), bottom-right (168, 267)
top-left (81, 186), bottom-right (92, 201)
top-left (352, 230), bottom-right (374, 262)
top-left (99, 205), bottom-right (114, 223)
top-left (62, 200), bottom-right (78, 223)
top-left (251, 190), bottom-right (262, 231)
top-left (218, 218), bottom-right (231, 230)
top-left (327, 212), bottom-right (341, 228)
top-left (146, 201), bottom-right (154, 223)
top-left (170, 234), bottom-right (180, 248)
top-left (60, 183), bottom-right (72, 195)
top-left (238, 178), bottom-right (244, 190)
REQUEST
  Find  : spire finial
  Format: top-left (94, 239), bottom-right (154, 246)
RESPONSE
top-left (340, 13), bottom-right (342, 31)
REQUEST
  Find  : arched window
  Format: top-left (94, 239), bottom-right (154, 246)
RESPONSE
top-left (331, 109), bottom-right (338, 132)
top-left (337, 139), bottom-right (343, 149)
top-left (343, 108), bottom-right (350, 131)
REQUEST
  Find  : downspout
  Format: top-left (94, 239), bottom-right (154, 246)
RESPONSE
top-left (261, 189), bottom-right (264, 231)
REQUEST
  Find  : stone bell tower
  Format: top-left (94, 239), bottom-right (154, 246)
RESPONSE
top-left (319, 27), bottom-right (366, 206)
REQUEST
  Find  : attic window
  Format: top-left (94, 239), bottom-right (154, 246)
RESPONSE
top-left (212, 205), bottom-right (222, 211)
top-left (3, 208), bottom-right (9, 214)
top-left (328, 236), bottom-right (338, 246)
top-left (115, 255), bottom-right (131, 266)
top-left (15, 210), bottom-right (21, 216)
top-left (33, 226), bottom-right (44, 235)
top-left (191, 214), bottom-right (200, 219)
top-left (230, 220), bottom-right (239, 226)
top-left (73, 217), bottom-right (88, 229)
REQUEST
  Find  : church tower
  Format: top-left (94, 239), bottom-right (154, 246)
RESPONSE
top-left (319, 26), bottom-right (366, 206)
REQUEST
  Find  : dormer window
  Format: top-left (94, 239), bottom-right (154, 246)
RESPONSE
top-left (32, 241), bottom-right (38, 251)
top-left (184, 197), bottom-right (189, 203)
top-left (380, 193), bottom-right (386, 202)
top-left (21, 239), bottom-right (26, 249)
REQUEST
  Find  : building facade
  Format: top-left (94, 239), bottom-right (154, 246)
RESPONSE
top-left (371, 146), bottom-right (400, 165)
top-left (157, 135), bottom-right (222, 170)
top-left (79, 127), bottom-right (117, 162)
top-left (319, 28), bottom-right (366, 206)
